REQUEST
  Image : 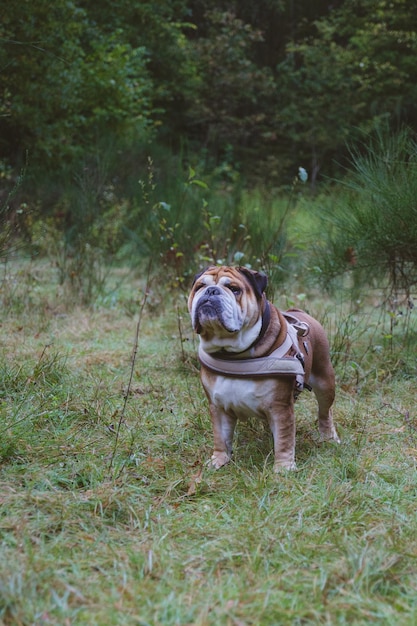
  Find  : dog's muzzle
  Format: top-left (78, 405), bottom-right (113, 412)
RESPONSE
top-left (193, 287), bottom-right (242, 334)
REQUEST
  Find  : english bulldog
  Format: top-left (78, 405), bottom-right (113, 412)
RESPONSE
top-left (188, 266), bottom-right (340, 471)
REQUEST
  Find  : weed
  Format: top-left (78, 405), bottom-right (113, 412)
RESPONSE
top-left (314, 126), bottom-right (417, 304)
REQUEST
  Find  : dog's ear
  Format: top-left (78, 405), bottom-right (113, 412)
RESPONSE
top-left (238, 267), bottom-right (268, 299)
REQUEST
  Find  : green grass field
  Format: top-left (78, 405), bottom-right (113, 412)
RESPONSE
top-left (1, 258), bottom-right (417, 625)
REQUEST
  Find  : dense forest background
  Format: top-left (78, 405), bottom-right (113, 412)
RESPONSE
top-left (3, 0), bottom-right (417, 186)
top-left (2, 0), bottom-right (417, 293)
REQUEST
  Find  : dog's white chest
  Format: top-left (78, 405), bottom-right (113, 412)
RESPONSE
top-left (208, 375), bottom-right (276, 419)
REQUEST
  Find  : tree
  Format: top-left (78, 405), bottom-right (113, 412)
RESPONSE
top-left (2, 0), bottom-right (417, 191)
top-left (0, 0), bottom-right (153, 174)
top-left (276, 0), bottom-right (417, 184)
top-left (78, 0), bottom-right (199, 140)
top-left (185, 9), bottom-right (275, 168)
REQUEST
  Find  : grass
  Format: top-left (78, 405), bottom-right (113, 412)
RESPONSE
top-left (1, 256), bottom-right (417, 625)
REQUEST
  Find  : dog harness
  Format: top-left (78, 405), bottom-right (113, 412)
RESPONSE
top-left (198, 311), bottom-right (311, 394)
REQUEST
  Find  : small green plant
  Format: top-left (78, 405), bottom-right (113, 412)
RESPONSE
top-left (315, 126), bottom-right (417, 300)
top-left (33, 158), bottom-right (128, 306)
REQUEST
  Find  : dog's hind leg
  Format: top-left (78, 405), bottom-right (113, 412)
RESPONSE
top-left (309, 373), bottom-right (340, 444)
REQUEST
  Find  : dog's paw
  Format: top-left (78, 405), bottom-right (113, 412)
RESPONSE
top-left (319, 426), bottom-right (341, 444)
top-left (273, 460), bottom-right (297, 472)
top-left (208, 452), bottom-right (231, 470)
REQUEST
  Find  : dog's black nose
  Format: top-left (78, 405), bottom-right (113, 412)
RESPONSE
top-left (205, 286), bottom-right (221, 296)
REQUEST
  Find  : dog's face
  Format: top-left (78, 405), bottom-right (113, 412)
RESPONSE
top-left (188, 266), bottom-right (268, 353)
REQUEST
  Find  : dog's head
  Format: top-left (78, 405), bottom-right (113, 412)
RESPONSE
top-left (188, 266), bottom-right (268, 352)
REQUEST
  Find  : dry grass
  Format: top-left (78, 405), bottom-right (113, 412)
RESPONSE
top-left (1, 257), bottom-right (417, 625)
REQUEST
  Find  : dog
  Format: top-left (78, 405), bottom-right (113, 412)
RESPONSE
top-left (188, 265), bottom-right (340, 471)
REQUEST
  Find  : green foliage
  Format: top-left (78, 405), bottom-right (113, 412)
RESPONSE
top-left (277, 23), bottom-right (363, 183)
top-left (1, 0), bottom-right (153, 172)
top-left (185, 9), bottom-right (275, 166)
top-left (79, 0), bottom-right (198, 134)
top-left (271, 0), bottom-right (417, 183)
top-left (3, 0), bottom-right (417, 286)
top-left (120, 159), bottom-right (307, 292)
top-left (313, 127), bottom-right (417, 298)
top-left (3, 0), bottom-right (417, 196)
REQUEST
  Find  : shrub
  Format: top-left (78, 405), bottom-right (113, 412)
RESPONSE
top-left (122, 159), bottom-right (307, 293)
top-left (314, 127), bottom-right (417, 300)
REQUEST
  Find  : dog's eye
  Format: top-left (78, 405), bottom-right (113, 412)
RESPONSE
top-left (194, 283), bottom-right (205, 290)
top-left (228, 285), bottom-right (241, 295)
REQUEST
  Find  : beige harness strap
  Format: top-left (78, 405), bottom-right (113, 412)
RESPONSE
top-left (198, 329), bottom-right (304, 378)
top-left (198, 344), bottom-right (305, 378)
top-left (198, 312), bottom-right (309, 392)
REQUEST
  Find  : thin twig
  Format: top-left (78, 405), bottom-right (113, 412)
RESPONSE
top-left (108, 260), bottom-right (152, 473)
top-left (259, 174), bottom-right (300, 267)
top-left (176, 303), bottom-right (187, 362)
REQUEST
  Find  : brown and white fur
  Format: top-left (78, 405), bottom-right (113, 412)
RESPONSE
top-left (188, 266), bottom-right (340, 471)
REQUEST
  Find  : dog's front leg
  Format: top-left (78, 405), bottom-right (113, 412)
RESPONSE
top-left (268, 403), bottom-right (297, 471)
top-left (209, 404), bottom-right (237, 469)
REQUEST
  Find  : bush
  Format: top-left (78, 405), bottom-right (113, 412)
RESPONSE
top-left (314, 127), bottom-right (417, 300)
top-left (122, 159), bottom-right (308, 293)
